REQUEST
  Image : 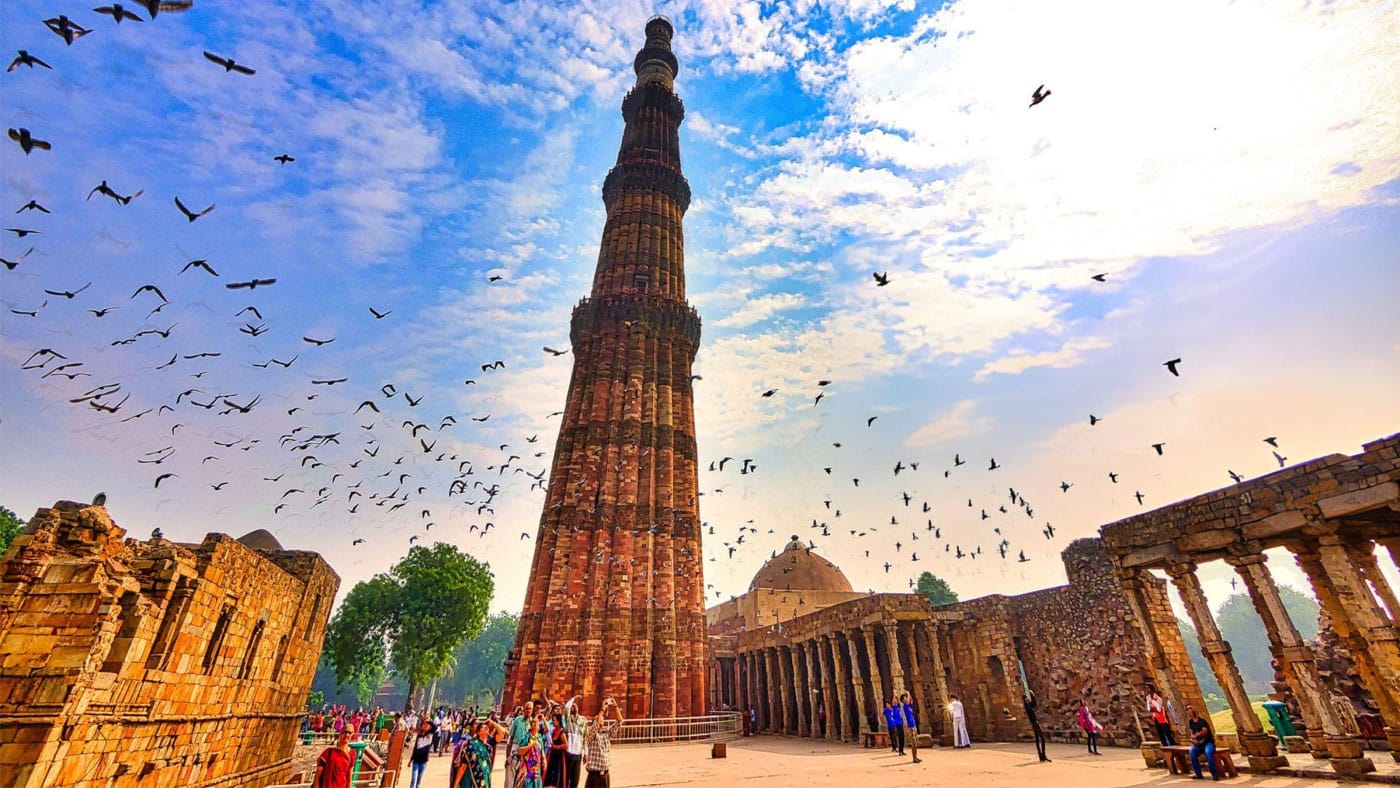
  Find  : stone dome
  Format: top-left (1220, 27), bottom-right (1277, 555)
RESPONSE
top-left (236, 529), bottom-right (284, 552)
top-left (748, 535), bottom-right (853, 593)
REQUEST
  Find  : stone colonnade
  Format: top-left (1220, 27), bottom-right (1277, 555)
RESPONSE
top-left (717, 615), bottom-right (957, 742)
top-left (1105, 433), bottom-right (1400, 779)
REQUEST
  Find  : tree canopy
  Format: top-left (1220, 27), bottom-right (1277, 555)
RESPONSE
top-left (323, 542), bottom-right (494, 711)
top-left (438, 611), bottom-right (519, 708)
top-left (1215, 588), bottom-right (1318, 693)
top-left (915, 571), bottom-right (959, 606)
top-left (0, 506), bottom-right (24, 554)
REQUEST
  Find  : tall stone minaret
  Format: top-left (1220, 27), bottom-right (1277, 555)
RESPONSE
top-left (503, 16), bottom-right (706, 719)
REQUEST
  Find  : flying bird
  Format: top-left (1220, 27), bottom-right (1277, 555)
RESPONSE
top-left (44, 15), bottom-right (92, 45)
top-left (1029, 84), bottom-right (1051, 107)
top-left (8, 128), bottom-right (52, 154)
top-left (872, 271), bottom-right (890, 286)
top-left (16, 200), bottom-right (50, 213)
top-left (226, 278), bottom-right (277, 289)
top-left (1163, 358), bottom-right (1182, 376)
top-left (370, 307), bottom-right (391, 319)
top-left (94, 4), bottom-right (144, 23)
top-left (543, 346), bottom-right (568, 356)
top-left (131, 284), bottom-right (168, 302)
top-left (1090, 273), bottom-right (1106, 282)
top-left (1263, 437), bottom-right (1279, 447)
top-left (8, 51), bottom-right (53, 71)
top-left (1151, 443), bottom-right (1165, 455)
top-left (154, 472), bottom-right (177, 488)
top-left (203, 51), bottom-right (255, 75)
top-left (174, 196), bottom-right (215, 222)
top-left (180, 259), bottom-right (219, 276)
top-left (274, 154), bottom-right (295, 164)
top-left (1228, 470), bottom-right (1243, 484)
top-left (138, 0), bottom-right (193, 18)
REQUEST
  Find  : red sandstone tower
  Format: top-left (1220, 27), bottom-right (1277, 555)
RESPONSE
top-left (503, 16), bottom-right (706, 719)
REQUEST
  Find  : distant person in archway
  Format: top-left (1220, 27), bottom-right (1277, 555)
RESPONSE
top-left (1146, 686), bottom-right (1175, 746)
top-left (1024, 690), bottom-right (1049, 762)
top-left (949, 695), bottom-right (970, 748)
top-left (1077, 698), bottom-right (1102, 755)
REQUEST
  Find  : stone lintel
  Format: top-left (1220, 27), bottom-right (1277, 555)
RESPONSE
top-left (1176, 529), bottom-right (1238, 553)
top-left (1242, 510), bottom-right (1307, 540)
top-left (1121, 543), bottom-right (1179, 568)
top-left (1317, 482), bottom-right (1398, 519)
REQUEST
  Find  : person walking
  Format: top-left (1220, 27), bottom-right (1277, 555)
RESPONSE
top-left (1024, 690), bottom-right (1050, 762)
top-left (817, 702), bottom-right (827, 739)
top-left (311, 730), bottom-right (354, 788)
top-left (1077, 698), bottom-right (1102, 755)
top-left (1186, 706), bottom-right (1220, 781)
top-left (743, 706), bottom-right (753, 737)
top-left (408, 718), bottom-right (436, 788)
top-left (583, 696), bottom-right (623, 788)
top-left (899, 692), bottom-right (921, 764)
top-left (949, 695), bottom-right (970, 748)
top-left (1147, 686), bottom-right (1175, 746)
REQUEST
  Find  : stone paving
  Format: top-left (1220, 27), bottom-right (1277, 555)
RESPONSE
top-left (413, 738), bottom-right (1389, 787)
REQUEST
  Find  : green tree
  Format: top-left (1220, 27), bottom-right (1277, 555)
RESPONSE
top-left (307, 689), bottom-right (325, 709)
top-left (324, 543), bottom-right (494, 712)
top-left (439, 611), bottom-right (518, 707)
top-left (1177, 618), bottom-right (1224, 698)
top-left (1215, 588), bottom-right (1319, 693)
top-left (915, 571), bottom-right (959, 606)
top-left (0, 506), bottom-right (24, 554)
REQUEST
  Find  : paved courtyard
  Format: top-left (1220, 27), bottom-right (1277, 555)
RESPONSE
top-left (412, 737), bottom-right (1389, 787)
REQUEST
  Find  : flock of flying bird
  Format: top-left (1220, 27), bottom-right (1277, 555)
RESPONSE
top-left (5, 15), bottom-right (1300, 612)
top-left (4, 3), bottom-right (571, 564)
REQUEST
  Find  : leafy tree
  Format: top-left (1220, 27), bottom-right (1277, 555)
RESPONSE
top-left (0, 506), bottom-right (24, 554)
top-left (915, 571), bottom-right (959, 606)
top-left (1177, 619), bottom-right (1224, 698)
top-left (439, 611), bottom-right (518, 707)
top-left (324, 543), bottom-right (494, 712)
top-left (306, 689), bottom-right (325, 709)
top-left (1215, 588), bottom-right (1319, 693)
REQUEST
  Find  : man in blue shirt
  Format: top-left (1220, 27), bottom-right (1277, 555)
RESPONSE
top-left (900, 692), bottom-right (921, 763)
top-left (882, 699), bottom-right (904, 755)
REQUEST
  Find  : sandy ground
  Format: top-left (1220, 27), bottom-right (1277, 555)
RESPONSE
top-left (405, 736), bottom-right (1365, 788)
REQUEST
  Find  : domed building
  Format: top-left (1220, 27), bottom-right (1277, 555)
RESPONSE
top-left (707, 536), bottom-right (864, 638)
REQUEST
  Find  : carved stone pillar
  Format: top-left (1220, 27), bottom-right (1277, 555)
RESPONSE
top-left (925, 623), bottom-right (950, 738)
top-left (1168, 562), bottom-right (1288, 771)
top-left (902, 624), bottom-right (929, 732)
top-left (763, 648), bottom-right (777, 733)
top-left (790, 644), bottom-right (807, 736)
top-left (801, 641), bottom-right (818, 738)
top-left (883, 621), bottom-right (906, 700)
top-left (1115, 566), bottom-right (1194, 743)
top-left (862, 625), bottom-right (886, 708)
top-left (817, 636), bottom-right (837, 741)
top-left (1230, 551), bottom-right (1373, 776)
top-left (846, 631), bottom-right (870, 734)
top-left (1351, 541), bottom-right (1400, 626)
top-left (1300, 538), bottom-right (1400, 758)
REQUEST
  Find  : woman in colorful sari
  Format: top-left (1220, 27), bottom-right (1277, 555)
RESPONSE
top-left (453, 722), bottom-right (494, 788)
top-left (515, 717), bottom-right (548, 788)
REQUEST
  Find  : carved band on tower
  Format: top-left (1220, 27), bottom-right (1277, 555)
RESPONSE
top-left (503, 16), bottom-right (707, 718)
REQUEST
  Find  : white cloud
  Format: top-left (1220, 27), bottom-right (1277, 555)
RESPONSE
top-left (905, 399), bottom-right (994, 446)
top-left (713, 292), bottom-right (806, 328)
top-left (973, 337), bottom-right (1110, 381)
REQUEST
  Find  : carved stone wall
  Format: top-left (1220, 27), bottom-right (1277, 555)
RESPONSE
top-left (0, 501), bottom-right (338, 787)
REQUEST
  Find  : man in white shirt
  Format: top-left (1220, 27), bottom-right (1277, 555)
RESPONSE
top-left (564, 695), bottom-right (585, 788)
top-left (949, 696), bottom-right (970, 748)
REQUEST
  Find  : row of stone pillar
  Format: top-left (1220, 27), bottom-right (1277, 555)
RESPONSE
top-left (724, 620), bottom-right (950, 743)
top-left (1120, 535), bottom-right (1399, 778)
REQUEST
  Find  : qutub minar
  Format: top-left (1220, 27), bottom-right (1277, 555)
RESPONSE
top-left (503, 16), bottom-right (707, 718)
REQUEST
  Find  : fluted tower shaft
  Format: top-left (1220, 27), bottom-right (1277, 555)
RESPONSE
top-left (503, 17), bottom-right (706, 719)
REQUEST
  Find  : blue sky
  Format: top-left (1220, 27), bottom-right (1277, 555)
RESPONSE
top-left (3, 0), bottom-right (1397, 619)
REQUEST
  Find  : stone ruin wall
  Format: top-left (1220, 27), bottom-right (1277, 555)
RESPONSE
top-left (0, 501), bottom-right (339, 787)
top-left (1003, 538), bottom-right (1204, 746)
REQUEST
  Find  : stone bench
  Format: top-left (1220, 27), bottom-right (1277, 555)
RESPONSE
top-left (1162, 745), bottom-right (1237, 778)
top-left (861, 730), bottom-right (890, 749)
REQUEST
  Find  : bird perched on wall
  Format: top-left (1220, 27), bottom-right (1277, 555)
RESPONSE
top-left (92, 492), bottom-right (108, 506)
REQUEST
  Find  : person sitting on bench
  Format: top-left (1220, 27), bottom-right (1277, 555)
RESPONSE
top-left (1186, 706), bottom-right (1219, 781)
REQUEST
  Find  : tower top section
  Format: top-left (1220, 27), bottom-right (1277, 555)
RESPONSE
top-left (635, 15), bottom-right (679, 89)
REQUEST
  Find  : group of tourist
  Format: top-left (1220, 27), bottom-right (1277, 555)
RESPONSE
top-left (309, 696), bottom-right (626, 788)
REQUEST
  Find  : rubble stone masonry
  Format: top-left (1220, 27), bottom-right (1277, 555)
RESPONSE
top-left (0, 500), bottom-right (339, 787)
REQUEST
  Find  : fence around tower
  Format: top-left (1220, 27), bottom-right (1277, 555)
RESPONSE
top-left (612, 712), bottom-right (743, 745)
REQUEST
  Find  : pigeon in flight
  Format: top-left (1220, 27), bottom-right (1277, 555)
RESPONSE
top-left (203, 51), bottom-right (255, 75)
top-left (1029, 84), bottom-right (1051, 107)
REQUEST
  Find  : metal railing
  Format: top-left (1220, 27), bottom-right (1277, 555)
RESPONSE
top-left (613, 712), bottom-right (742, 745)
